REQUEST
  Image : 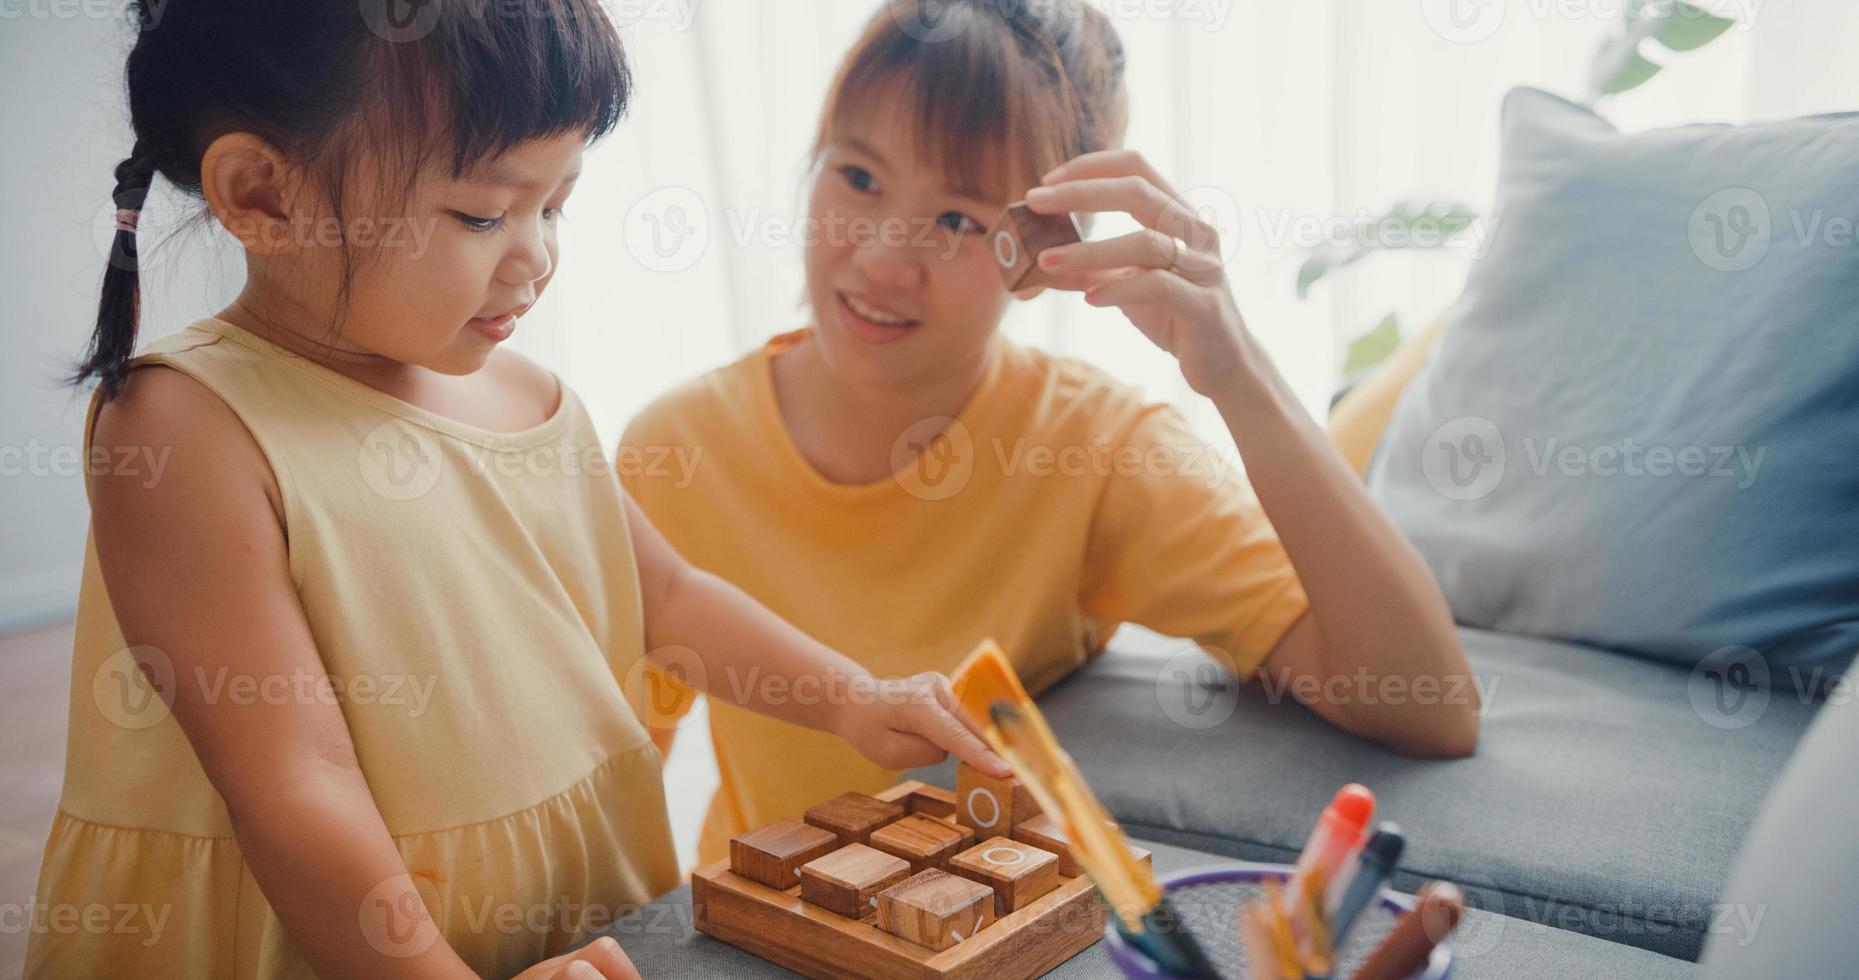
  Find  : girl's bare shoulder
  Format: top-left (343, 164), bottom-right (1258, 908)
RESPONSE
top-left (90, 365), bottom-right (283, 520)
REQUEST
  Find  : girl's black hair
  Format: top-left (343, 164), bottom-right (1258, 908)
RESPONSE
top-left (76, 0), bottom-right (634, 400)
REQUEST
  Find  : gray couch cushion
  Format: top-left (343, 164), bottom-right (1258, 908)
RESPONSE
top-left (1365, 87), bottom-right (1859, 682)
top-left (585, 837), bottom-right (1694, 979)
top-left (912, 626), bottom-right (1819, 960)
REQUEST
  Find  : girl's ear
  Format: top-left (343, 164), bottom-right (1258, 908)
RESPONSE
top-left (1012, 285), bottom-right (1048, 302)
top-left (199, 132), bottom-right (302, 256)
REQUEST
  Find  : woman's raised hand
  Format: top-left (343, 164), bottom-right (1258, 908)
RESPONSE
top-left (1024, 150), bottom-right (1257, 400)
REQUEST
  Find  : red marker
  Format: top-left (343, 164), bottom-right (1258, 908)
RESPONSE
top-left (1286, 784), bottom-right (1375, 929)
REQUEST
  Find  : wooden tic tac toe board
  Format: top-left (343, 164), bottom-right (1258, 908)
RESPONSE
top-left (691, 773), bottom-right (1150, 979)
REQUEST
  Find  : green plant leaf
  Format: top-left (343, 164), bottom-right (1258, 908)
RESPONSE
top-left (1295, 199), bottom-right (1479, 298)
top-left (1655, 3), bottom-right (1735, 50)
top-left (1588, 1), bottom-right (1737, 99)
top-left (1344, 314), bottom-right (1403, 376)
top-left (1597, 45), bottom-right (1665, 96)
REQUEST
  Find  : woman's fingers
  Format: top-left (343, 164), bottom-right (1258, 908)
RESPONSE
top-left (1025, 179), bottom-right (1220, 258)
top-left (1043, 149), bottom-right (1183, 199)
top-left (560, 936), bottom-right (641, 980)
top-left (1084, 269), bottom-right (1192, 311)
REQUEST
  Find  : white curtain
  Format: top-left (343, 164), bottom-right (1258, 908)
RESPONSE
top-left (517, 0), bottom-right (1859, 457)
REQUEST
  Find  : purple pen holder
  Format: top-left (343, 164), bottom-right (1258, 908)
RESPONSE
top-left (1101, 862), bottom-right (1453, 980)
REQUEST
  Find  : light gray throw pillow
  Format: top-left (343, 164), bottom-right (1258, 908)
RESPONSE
top-left (1367, 88), bottom-right (1858, 685)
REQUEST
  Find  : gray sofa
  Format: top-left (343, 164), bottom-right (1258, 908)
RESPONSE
top-left (909, 624), bottom-right (1823, 971)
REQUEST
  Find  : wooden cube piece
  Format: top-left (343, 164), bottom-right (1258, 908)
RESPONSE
top-left (804, 791), bottom-right (905, 847)
top-left (948, 837), bottom-right (1060, 917)
top-left (876, 868), bottom-right (996, 951)
top-left (797, 844), bottom-right (911, 921)
top-left (955, 762), bottom-right (1039, 837)
top-left (868, 814), bottom-right (975, 873)
top-left (902, 784), bottom-right (957, 820)
top-left (728, 819), bottom-right (841, 890)
top-left (1013, 813), bottom-right (1153, 879)
top-left (991, 203), bottom-right (1082, 291)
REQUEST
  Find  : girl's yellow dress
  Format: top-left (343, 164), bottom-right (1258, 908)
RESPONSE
top-left (26, 317), bottom-right (679, 979)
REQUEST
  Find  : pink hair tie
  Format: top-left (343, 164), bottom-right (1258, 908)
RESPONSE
top-left (113, 208), bottom-right (140, 233)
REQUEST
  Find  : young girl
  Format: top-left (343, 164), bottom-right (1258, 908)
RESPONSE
top-left (621, 0), bottom-right (1481, 867)
top-left (31, 3), bottom-right (1005, 978)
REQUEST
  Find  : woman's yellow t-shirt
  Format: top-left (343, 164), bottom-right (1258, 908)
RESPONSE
top-left (620, 329), bottom-right (1309, 866)
top-left (28, 317), bottom-right (679, 979)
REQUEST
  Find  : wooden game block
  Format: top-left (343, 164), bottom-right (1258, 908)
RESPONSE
top-left (730, 819), bottom-right (841, 890)
top-left (798, 843), bottom-right (911, 921)
top-left (955, 762), bottom-right (1039, 838)
top-left (1009, 814), bottom-right (1080, 878)
top-left (868, 814), bottom-right (975, 873)
top-left (901, 784), bottom-right (957, 820)
top-left (947, 837), bottom-right (1060, 918)
top-left (991, 203), bottom-right (1082, 292)
top-left (1011, 813), bottom-right (1155, 878)
top-left (875, 868), bottom-right (996, 952)
top-left (805, 791), bottom-right (905, 846)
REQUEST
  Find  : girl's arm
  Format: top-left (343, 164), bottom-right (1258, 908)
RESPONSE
top-left (625, 496), bottom-right (1010, 778)
top-left (90, 369), bottom-right (638, 980)
top-left (1026, 151), bottom-right (1480, 759)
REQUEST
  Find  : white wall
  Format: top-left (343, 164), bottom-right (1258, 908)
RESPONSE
top-left (0, 11), bottom-right (244, 632)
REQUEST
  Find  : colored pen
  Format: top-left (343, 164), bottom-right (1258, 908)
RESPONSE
top-left (1287, 785), bottom-right (1374, 927)
top-left (1324, 823), bottom-right (1405, 948)
top-left (1351, 881), bottom-right (1463, 980)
